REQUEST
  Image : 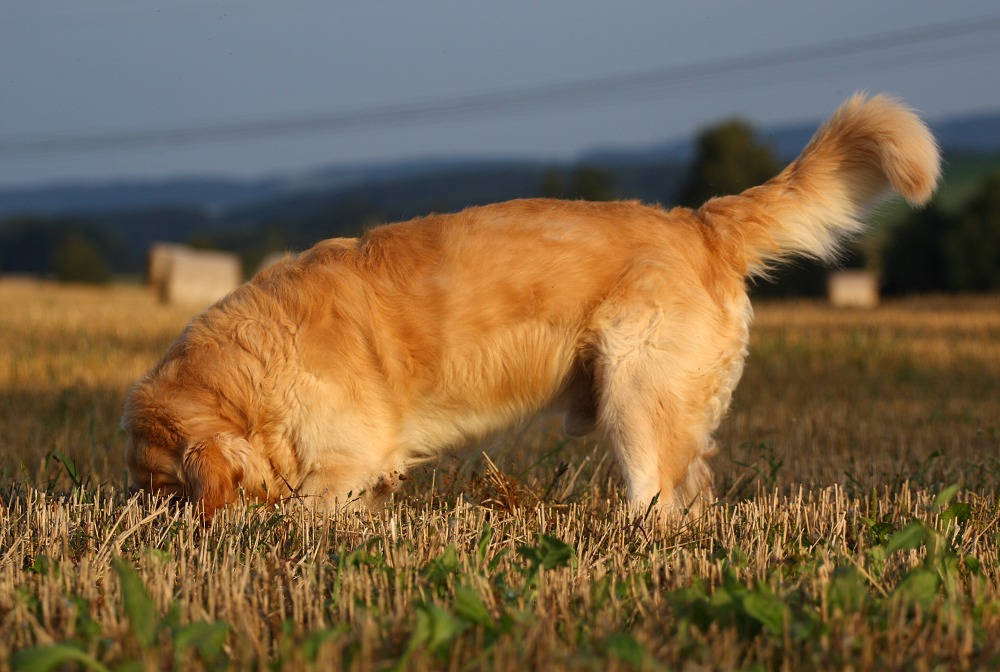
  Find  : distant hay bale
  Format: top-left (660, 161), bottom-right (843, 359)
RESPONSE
top-left (148, 243), bottom-right (242, 308)
top-left (147, 242), bottom-right (188, 287)
top-left (827, 270), bottom-right (879, 308)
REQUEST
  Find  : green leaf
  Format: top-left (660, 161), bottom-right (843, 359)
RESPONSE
top-left (114, 662), bottom-right (144, 672)
top-left (939, 502), bottom-right (971, 530)
top-left (603, 632), bottom-right (645, 666)
top-left (590, 575), bottom-right (612, 609)
top-left (11, 643), bottom-right (111, 672)
top-left (826, 567), bottom-right (868, 614)
top-left (173, 621), bottom-right (229, 665)
top-left (453, 585), bottom-right (493, 629)
top-left (51, 451), bottom-right (83, 488)
top-left (860, 516), bottom-right (896, 546)
top-left (476, 523), bottom-right (493, 568)
top-left (893, 569), bottom-right (940, 609)
top-left (28, 555), bottom-right (53, 576)
top-left (728, 545), bottom-right (748, 570)
top-left (112, 557), bottom-right (158, 649)
top-left (344, 537), bottom-right (385, 569)
top-left (517, 534), bottom-right (575, 572)
top-left (709, 583), bottom-right (741, 614)
top-left (161, 601), bottom-right (181, 631)
top-left (965, 555), bottom-right (982, 576)
top-left (934, 551), bottom-right (963, 599)
top-left (422, 544), bottom-right (461, 587)
top-left (409, 604), bottom-right (465, 656)
top-left (68, 594), bottom-right (102, 644)
top-left (866, 544), bottom-right (887, 580)
top-left (486, 548), bottom-right (508, 575)
top-left (886, 521), bottom-right (926, 555)
top-left (742, 589), bottom-right (788, 636)
top-left (667, 585), bottom-right (715, 632)
top-left (932, 484), bottom-right (960, 512)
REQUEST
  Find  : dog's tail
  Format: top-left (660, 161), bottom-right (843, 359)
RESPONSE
top-left (696, 93), bottom-right (941, 277)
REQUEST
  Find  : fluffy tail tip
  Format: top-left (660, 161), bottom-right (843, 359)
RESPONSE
top-left (844, 92), bottom-right (942, 205)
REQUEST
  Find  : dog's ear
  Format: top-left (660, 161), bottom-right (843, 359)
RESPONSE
top-left (182, 434), bottom-right (249, 520)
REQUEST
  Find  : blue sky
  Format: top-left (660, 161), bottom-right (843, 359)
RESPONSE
top-left (1, 1), bottom-right (998, 187)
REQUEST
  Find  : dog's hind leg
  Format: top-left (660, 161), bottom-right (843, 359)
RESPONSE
top-left (591, 271), bottom-right (736, 518)
top-left (596, 353), bottom-right (716, 516)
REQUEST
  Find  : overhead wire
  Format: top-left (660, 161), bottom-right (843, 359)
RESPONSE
top-left (1, 13), bottom-right (998, 158)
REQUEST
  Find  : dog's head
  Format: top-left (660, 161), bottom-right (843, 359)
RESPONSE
top-left (122, 366), bottom-right (273, 520)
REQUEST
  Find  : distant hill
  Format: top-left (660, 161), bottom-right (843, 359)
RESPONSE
top-left (0, 178), bottom-right (277, 218)
top-left (2, 110), bottom-right (998, 220)
top-left (584, 110), bottom-right (1000, 165)
top-left (771, 111), bottom-right (1000, 158)
top-left (936, 112), bottom-right (1000, 153)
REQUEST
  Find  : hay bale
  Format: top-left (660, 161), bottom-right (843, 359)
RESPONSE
top-left (147, 242), bottom-right (187, 287)
top-left (827, 270), bottom-right (879, 308)
top-left (148, 244), bottom-right (242, 308)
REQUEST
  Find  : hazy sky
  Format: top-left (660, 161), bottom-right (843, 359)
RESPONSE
top-left (2, 1), bottom-right (999, 187)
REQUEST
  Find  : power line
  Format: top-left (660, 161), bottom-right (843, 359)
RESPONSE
top-left (2, 13), bottom-right (999, 158)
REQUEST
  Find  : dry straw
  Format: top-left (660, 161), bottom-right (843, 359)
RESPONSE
top-left (1, 282), bottom-right (997, 670)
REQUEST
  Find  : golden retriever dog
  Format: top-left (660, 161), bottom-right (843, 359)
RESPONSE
top-left (123, 94), bottom-right (940, 519)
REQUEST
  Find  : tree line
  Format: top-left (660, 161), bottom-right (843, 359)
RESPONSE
top-left (2, 119), bottom-right (998, 294)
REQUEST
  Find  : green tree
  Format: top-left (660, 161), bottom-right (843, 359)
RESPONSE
top-left (881, 204), bottom-right (951, 294)
top-left (1, 217), bottom-right (128, 278)
top-left (539, 169), bottom-right (565, 199)
top-left (52, 233), bottom-right (111, 284)
top-left (539, 166), bottom-right (614, 201)
top-left (945, 172), bottom-right (1000, 291)
top-left (881, 172), bottom-right (1000, 294)
top-left (186, 233), bottom-right (220, 250)
top-left (678, 120), bottom-right (781, 207)
top-left (571, 166), bottom-right (614, 201)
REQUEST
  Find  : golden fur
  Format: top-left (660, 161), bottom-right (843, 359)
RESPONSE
top-left (123, 94), bottom-right (940, 519)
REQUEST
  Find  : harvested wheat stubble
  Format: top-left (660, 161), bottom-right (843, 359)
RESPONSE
top-left (1, 483), bottom-right (998, 670)
top-left (0, 282), bottom-right (998, 670)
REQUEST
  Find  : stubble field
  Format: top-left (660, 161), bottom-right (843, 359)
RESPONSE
top-left (0, 280), bottom-right (998, 670)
